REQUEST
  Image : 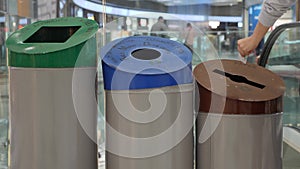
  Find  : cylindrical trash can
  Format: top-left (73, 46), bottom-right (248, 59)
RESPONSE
top-left (193, 59), bottom-right (286, 169)
top-left (101, 36), bottom-right (194, 169)
top-left (6, 17), bottom-right (98, 169)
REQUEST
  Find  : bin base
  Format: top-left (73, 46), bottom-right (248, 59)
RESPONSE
top-left (197, 112), bottom-right (283, 169)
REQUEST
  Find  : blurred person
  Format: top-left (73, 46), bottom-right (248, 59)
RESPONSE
top-left (150, 16), bottom-right (168, 38)
top-left (238, 0), bottom-right (296, 57)
top-left (0, 29), bottom-right (4, 61)
top-left (120, 25), bottom-right (129, 37)
top-left (182, 23), bottom-right (196, 52)
top-left (230, 32), bottom-right (237, 54)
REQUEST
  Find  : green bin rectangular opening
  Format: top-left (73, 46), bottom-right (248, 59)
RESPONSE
top-left (24, 26), bottom-right (81, 43)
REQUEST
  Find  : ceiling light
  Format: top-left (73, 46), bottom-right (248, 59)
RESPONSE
top-left (173, 0), bottom-right (182, 3)
top-left (157, 0), bottom-right (171, 2)
top-left (209, 21), bottom-right (220, 29)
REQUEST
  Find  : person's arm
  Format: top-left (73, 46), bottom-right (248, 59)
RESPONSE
top-left (162, 23), bottom-right (168, 31)
top-left (238, 21), bottom-right (269, 56)
top-left (259, 0), bottom-right (296, 27)
top-left (238, 0), bottom-right (296, 57)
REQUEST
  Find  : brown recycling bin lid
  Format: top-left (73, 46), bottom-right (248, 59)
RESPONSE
top-left (193, 59), bottom-right (286, 114)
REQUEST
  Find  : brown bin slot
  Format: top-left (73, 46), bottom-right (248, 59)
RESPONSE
top-left (193, 59), bottom-right (285, 114)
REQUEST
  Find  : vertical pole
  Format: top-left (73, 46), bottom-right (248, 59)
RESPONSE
top-left (102, 0), bottom-right (106, 45)
top-left (56, 0), bottom-right (60, 18)
top-left (243, 1), bottom-right (249, 38)
top-left (296, 0), bottom-right (300, 21)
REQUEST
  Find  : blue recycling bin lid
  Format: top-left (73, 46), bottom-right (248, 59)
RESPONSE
top-left (101, 36), bottom-right (193, 90)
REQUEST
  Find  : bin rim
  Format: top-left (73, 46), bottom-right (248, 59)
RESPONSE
top-left (193, 59), bottom-right (286, 102)
top-left (101, 36), bottom-right (192, 75)
top-left (101, 36), bottom-right (193, 90)
top-left (6, 17), bottom-right (98, 55)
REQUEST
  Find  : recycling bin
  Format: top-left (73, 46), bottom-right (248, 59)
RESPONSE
top-left (6, 17), bottom-right (98, 169)
top-left (194, 59), bottom-right (286, 169)
top-left (101, 36), bottom-right (194, 169)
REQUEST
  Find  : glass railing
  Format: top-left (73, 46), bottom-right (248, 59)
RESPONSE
top-left (0, 11), bottom-right (8, 169)
top-left (0, 18), bottom-right (299, 168)
top-left (258, 23), bottom-right (300, 127)
top-left (97, 27), bottom-right (254, 65)
top-left (257, 22), bottom-right (300, 163)
top-left (99, 21), bottom-right (300, 129)
top-left (0, 12), bottom-right (39, 168)
top-left (98, 22), bottom-right (300, 168)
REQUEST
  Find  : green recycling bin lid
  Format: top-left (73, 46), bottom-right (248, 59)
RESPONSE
top-left (6, 17), bottom-right (98, 68)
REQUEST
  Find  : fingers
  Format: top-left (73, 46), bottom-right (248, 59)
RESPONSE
top-left (256, 55), bottom-right (261, 64)
top-left (237, 45), bottom-right (246, 57)
top-left (238, 46), bottom-right (253, 57)
top-left (237, 39), bottom-right (246, 57)
top-left (237, 38), bottom-right (254, 57)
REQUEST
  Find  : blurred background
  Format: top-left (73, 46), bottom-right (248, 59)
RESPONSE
top-left (0, 0), bottom-right (300, 168)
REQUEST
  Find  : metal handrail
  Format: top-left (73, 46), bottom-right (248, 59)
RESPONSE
top-left (258, 22), bottom-right (300, 67)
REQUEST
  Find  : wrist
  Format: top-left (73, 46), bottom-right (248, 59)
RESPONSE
top-left (251, 21), bottom-right (269, 44)
top-left (249, 35), bottom-right (261, 48)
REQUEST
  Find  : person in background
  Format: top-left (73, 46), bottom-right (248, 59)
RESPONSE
top-left (229, 31), bottom-right (237, 54)
top-left (0, 29), bottom-right (4, 64)
top-left (183, 23), bottom-right (196, 52)
top-left (150, 16), bottom-right (168, 38)
top-left (238, 0), bottom-right (296, 57)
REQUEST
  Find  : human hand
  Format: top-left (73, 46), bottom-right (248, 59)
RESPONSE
top-left (237, 36), bottom-right (259, 57)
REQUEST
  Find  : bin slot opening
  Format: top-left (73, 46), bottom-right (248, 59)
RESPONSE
top-left (132, 48), bottom-right (161, 60)
top-left (24, 26), bottom-right (81, 43)
top-left (213, 69), bottom-right (266, 89)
